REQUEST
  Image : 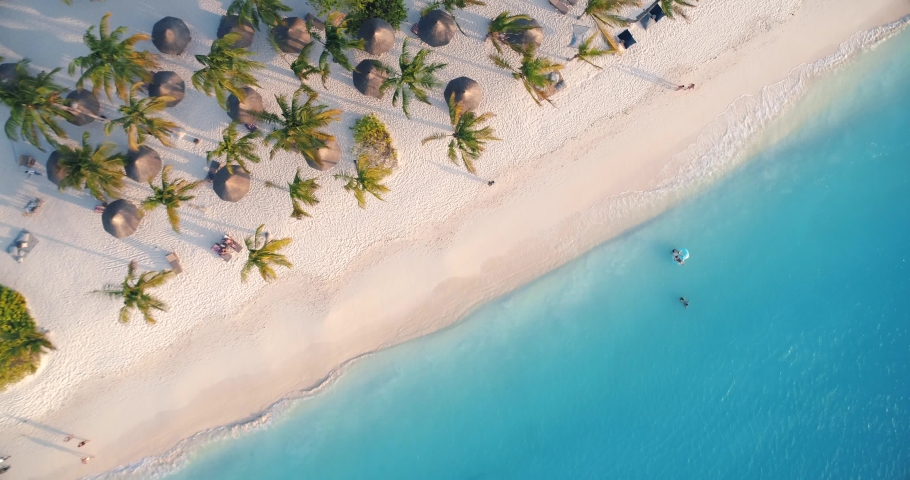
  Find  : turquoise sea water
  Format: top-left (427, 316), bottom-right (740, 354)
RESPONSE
top-left (164, 30), bottom-right (910, 480)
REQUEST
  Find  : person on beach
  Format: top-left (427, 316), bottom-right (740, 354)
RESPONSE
top-left (64, 434), bottom-right (74, 442)
top-left (675, 85), bottom-right (685, 91)
top-left (487, 180), bottom-right (495, 186)
top-left (680, 297), bottom-right (689, 308)
top-left (81, 457), bottom-right (90, 464)
top-left (77, 440), bottom-right (89, 448)
top-left (0, 456), bottom-right (9, 463)
top-left (686, 83), bottom-right (695, 90)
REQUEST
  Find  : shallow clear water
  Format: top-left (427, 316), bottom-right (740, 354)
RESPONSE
top-left (166, 30), bottom-right (910, 480)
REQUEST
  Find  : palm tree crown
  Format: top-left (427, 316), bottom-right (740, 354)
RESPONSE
top-left (381, 40), bottom-right (446, 119)
top-left (69, 12), bottom-right (158, 102)
top-left (426, 0), bottom-right (486, 34)
top-left (142, 165), bottom-right (202, 233)
top-left (422, 97), bottom-right (499, 175)
top-left (242, 224), bottom-right (292, 282)
top-left (583, 0), bottom-right (640, 30)
top-left (334, 156), bottom-right (392, 209)
top-left (487, 12), bottom-right (535, 54)
top-left (570, 34), bottom-right (616, 69)
top-left (257, 88), bottom-right (341, 164)
top-left (308, 13), bottom-right (364, 87)
top-left (661, 0), bottom-right (698, 20)
top-left (0, 60), bottom-right (71, 150)
top-left (105, 83), bottom-right (177, 151)
top-left (98, 260), bottom-right (173, 324)
top-left (227, 0), bottom-right (292, 31)
top-left (490, 48), bottom-right (564, 106)
top-left (286, 168), bottom-right (320, 219)
top-left (193, 33), bottom-right (264, 106)
top-left (1, 329), bottom-right (55, 372)
top-left (207, 122), bottom-right (262, 173)
top-left (55, 131), bottom-right (126, 201)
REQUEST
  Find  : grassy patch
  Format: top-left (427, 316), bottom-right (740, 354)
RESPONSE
top-left (352, 113), bottom-right (398, 169)
top-left (0, 285), bottom-right (54, 390)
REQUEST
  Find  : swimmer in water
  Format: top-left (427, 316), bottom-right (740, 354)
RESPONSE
top-left (679, 297), bottom-right (689, 308)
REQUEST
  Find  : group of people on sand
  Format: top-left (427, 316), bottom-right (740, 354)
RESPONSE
top-left (675, 84), bottom-right (696, 91)
top-left (64, 434), bottom-right (93, 464)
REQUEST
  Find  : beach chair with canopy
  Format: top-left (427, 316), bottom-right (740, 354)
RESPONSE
top-left (618, 30), bottom-right (636, 49)
top-left (568, 24), bottom-right (590, 48)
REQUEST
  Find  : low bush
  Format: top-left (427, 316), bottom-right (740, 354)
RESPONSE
top-left (352, 114), bottom-right (398, 169)
top-left (345, 0), bottom-right (408, 33)
top-left (0, 285), bottom-right (54, 390)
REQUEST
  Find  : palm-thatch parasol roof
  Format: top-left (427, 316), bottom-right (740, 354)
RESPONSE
top-left (504, 18), bottom-right (544, 50)
top-left (305, 139), bottom-right (341, 171)
top-left (352, 60), bottom-right (387, 99)
top-left (416, 10), bottom-right (456, 48)
top-left (152, 17), bottom-right (192, 55)
top-left (217, 15), bottom-right (255, 48)
top-left (226, 87), bottom-right (264, 124)
top-left (0, 63), bottom-right (17, 84)
top-left (213, 166), bottom-right (251, 202)
top-left (65, 89), bottom-right (101, 126)
top-left (148, 71), bottom-right (186, 107)
top-left (443, 77), bottom-right (482, 112)
top-left (272, 17), bottom-right (311, 54)
top-left (102, 199), bottom-right (141, 239)
top-left (126, 146), bottom-right (163, 183)
top-left (358, 18), bottom-right (395, 56)
top-left (45, 151), bottom-right (67, 186)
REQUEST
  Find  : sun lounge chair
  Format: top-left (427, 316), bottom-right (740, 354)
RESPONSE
top-left (206, 160), bottom-right (221, 183)
top-left (305, 13), bottom-right (326, 30)
top-left (18, 155), bottom-right (36, 167)
top-left (549, 0), bottom-right (570, 15)
top-left (165, 252), bottom-right (184, 275)
top-left (223, 234), bottom-right (243, 252)
top-left (7, 229), bottom-right (39, 263)
top-left (22, 197), bottom-right (43, 217)
top-left (618, 30), bottom-right (636, 49)
top-left (211, 243), bottom-right (232, 261)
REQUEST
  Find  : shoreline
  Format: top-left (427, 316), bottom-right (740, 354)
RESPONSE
top-left (0, 0), bottom-right (908, 478)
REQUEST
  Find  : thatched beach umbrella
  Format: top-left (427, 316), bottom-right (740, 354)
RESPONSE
top-left (226, 87), bottom-right (264, 124)
top-left (358, 18), bottom-right (395, 56)
top-left (126, 146), bottom-right (162, 183)
top-left (416, 10), bottom-right (456, 48)
top-left (272, 17), bottom-right (311, 54)
top-left (443, 77), bottom-right (482, 112)
top-left (217, 15), bottom-right (255, 48)
top-left (305, 139), bottom-right (341, 171)
top-left (213, 166), bottom-right (251, 202)
top-left (148, 71), bottom-right (185, 107)
top-left (45, 151), bottom-right (67, 186)
top-left (102, 199), bottom-right (141, 239)
top-left (0, 63), bottom-right (17, 84)
top-left (152, 17), bottom-right (191, 55)
top-left (352, 60), bottom-right (387, 99)
top-left (504, 18), bottom-right (543, 50)
top-left (65, 89), bottom-right (101, 126)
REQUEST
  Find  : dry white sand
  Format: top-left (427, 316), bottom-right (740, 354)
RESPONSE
top-left (0, 0), bottom-right (908, 478)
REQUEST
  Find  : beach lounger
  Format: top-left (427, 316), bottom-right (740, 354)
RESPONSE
top-left (211, 244), bottom-right (232, 261)
top-left (165, 252), bottom-right (184, 275)
top-left (22, 197), bottom-right (43, 216)
top-left (206, 160), bottom-right (221, 183)
top-left (549, 0), bottom-right (571, 15)
top-left (223, 234), bottom-right (243, 253)
top-left (18, 155), bottom-right (36, 167)
top-left (305, 13), bottom-right (326, 30)
top-left (7, 229), bottom-right (39, 263)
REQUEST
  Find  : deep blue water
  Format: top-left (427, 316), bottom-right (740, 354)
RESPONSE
top-left (165, 30), bottom-right (910, 480)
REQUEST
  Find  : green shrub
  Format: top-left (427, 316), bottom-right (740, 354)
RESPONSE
top-left (345, 0), bottom-right (408, 33)
top-left (0, 285), bottom-right (54, 390)
top-left (352, 114), bottom-right (398, 169)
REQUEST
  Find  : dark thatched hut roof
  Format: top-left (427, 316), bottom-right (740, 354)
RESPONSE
top-left (148, 71), bottom-right (186, 107)
top-left (272, 17), bottom-right (311, 54)
top-left (305, 139), bottom-right (341, 171)
top-left (358, 18), bottom-right (395, 56)
top-left (126, 146), bottom-right (163, 183)
top-left (226, 87), bottom-right (264, 124)
top-left (65, 89), bottom-right (101, 126)
top-left (152, 17), bottom-right (192, 55)
top-left (217, 15), bottom-right (255, 48)
top-left (352, 60), bottom-right (387, 99)
top-left (416, 10), bottom-right (456, 48)
top-left (102, 199), bottom-right (141, 239)
top-left (213, 166), bottom-right (251, 202)
top-left (443, 77), bottom-right (482, 112)
top-left (46, 151), bottom-right (67, 186)
top-left (504, 18), bottom-right (544, 50)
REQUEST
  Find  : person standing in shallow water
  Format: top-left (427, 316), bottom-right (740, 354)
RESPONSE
top-left (679, 297), bottom-right (689, 308)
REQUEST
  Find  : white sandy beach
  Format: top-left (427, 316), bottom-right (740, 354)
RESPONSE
top-left (0, 0), bottom-right (908, 477)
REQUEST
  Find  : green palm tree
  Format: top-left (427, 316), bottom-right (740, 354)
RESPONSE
top-left (381, 40), bottom-right (446, 119)
top-left (242, 224), bottom-right (292, 282)
top-left (227, 0), bottom-right (292, 30)
top-left (0, 60), bottom-right (71, 150)
top-left (193, 33), bottom-right (264, 106)
top-left (487, 12), bottom-right (535, 54)
top-left (1, 329), bottom-right (55, 371)
top-left (422, 97), bottom-right (499, 175)
top-left (583, 0), bottom-right (640, 30)
top-left (289, 42), bottom-right (326, 87)
top-left (141, 165), bottom-right (202, 233)
top-left (490, 48), bottom-right (564, 106)
top-left (569, 34), bottom-right (616, 69)
top-left (308, 12), bottom-right (364, 87)
top-left (334, 157), bottom-right (391, 209)
top-left (68, 12), bottom-right (158, 102)
top-left (285, 168), bottom-right (320, 219)
top-left (661, 0), bottom-right (698, 20)
top-left (98, 260), bottom-right (173, 324)
top-left (207, 122), bottom-right (262, 173)
top-left (55, 131), bottom-right (126, 201)
top-left (104, 83), bottom-right (177, 151)
top-left (257, 88), bottom-right (341, 165)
